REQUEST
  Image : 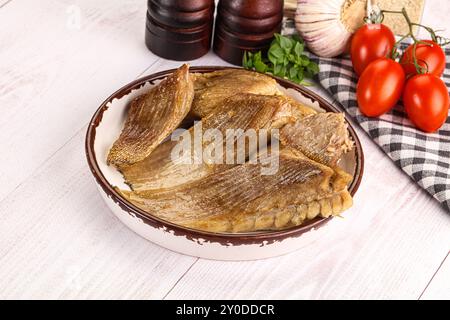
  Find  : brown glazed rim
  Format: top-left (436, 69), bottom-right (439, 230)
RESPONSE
top-left (85, 66), bottom-right (364, 246)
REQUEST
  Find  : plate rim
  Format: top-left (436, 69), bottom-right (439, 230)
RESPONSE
top-left (85, 66), bottom-right (364, 245)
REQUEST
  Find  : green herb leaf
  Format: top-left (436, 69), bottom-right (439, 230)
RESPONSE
top-left (280, 36), bottom-right (293, 51)
top-left (275, 65), bottom-right (287, 78)
top-left (296, 69), bottom-right (304, 83)
top-left (289, 66), bottom-right (298, 79)
top-left (254, 60), bottom-right (268, 73)
top-left (254, 51), bottom-right (262, 62)
top-left (242, 34), bottom-right (319, 84)
top-left (294, 42), bottom-right (304, 56)
top-left (269, 43), bottom-right (283, 58)
top-left (243, 52), bottom-right (249, 69)
top-left (274, 33), bottom-right (282, 44)
top-left (299, 55), bottom-right (310, 67)
top-left (273, 64), bottom-right (282, 76)
top-left (307, 61), bottom-right (319, 74)
top-left (268, 43), bottom-right (283, 65)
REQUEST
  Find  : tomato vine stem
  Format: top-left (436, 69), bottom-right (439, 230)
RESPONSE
top-left (378, 8), bottom-right (447, 74)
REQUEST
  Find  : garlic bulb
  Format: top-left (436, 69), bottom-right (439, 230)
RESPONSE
top-left (295, 0), bottom-right (367, 57)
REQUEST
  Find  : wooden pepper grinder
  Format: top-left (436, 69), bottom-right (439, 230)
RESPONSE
top-left (145, 0), bottom-right (215, 61)
top-left (214, 0), bottom-right (284, 65)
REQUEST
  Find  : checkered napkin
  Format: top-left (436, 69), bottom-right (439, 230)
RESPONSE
top-left (310, 45), bottom-right (450, 211)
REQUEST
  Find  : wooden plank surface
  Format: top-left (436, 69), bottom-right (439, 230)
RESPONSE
top-left (0, 130), bottom-right (198, 299)
top-left (0, 0), bottom-right (154, 201)
top-left (0, 0), bottom-right (448, 299)
top-left (420, 252), bottom-right (450, 300)
top-left (0, 0), bottom-right (12, 9)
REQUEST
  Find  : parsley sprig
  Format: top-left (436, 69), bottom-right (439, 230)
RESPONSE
top-left (243, 34), bottom-right (319, 84)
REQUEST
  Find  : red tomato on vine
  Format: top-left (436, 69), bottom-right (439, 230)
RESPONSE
top-left (351, 23), bottom-right (396, 76)
top-left (356, 58), bottom-right (406, 117)
top-left (400, 40), bottom-right (446, 77)
top-left (403, 74), bottom-right (449, 132)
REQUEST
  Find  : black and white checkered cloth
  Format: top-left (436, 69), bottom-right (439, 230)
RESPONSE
top-left (310, 45), bottom-right (450, 211)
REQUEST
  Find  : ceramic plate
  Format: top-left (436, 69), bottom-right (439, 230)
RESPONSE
top-left (85, 66), bottom-right (364, 260)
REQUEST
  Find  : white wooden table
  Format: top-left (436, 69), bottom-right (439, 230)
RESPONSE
top-left (0, 0), bottom-right (449, 300)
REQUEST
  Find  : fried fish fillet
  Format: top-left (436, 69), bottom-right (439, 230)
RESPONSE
top-left (279, 113), bottom-right (353, 167)
top-left (192, 69), bottom-right (318, 119)
top-left (118, 148), bottom-right (353, 233)
top-left (107, 64), bottom-right (194, 168)
top-left (191, 69), bottom-right (283, 118)
top-left (281, 95), bottom-right (318, 119)
top-left (120, 94), bottom-right (297, 192)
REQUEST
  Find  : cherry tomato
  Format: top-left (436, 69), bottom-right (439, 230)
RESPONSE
top-left (351, 24), bottom-right (396, 76)
top-left (400, 40), bottom-right (446, 78)
top-left (403, 74), bottom-right (449, 132)
top-left (357, 58), bottom-right (405, 117)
